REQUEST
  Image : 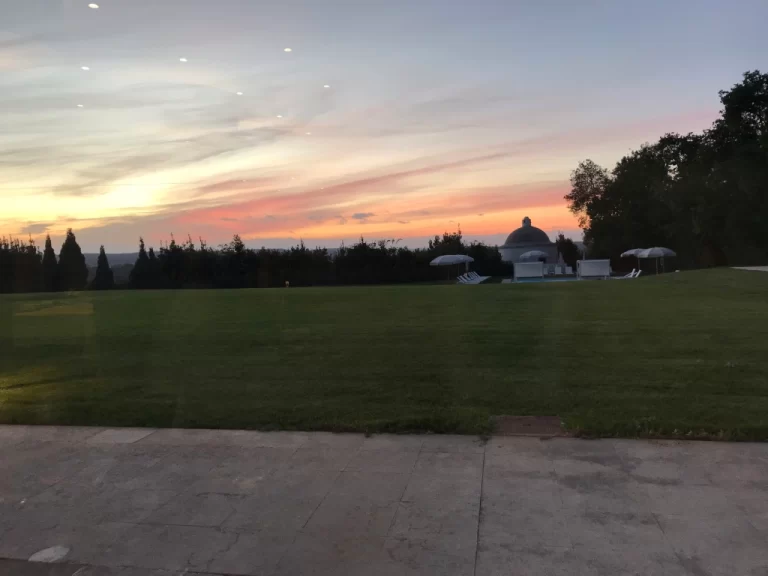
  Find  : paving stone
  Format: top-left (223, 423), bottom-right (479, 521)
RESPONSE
top-left (359, 434), bottom-right (424, 452)
top-left (90, 523), bottom-right (237, 572)
top-left (272, 533), bottom-right (388, 576)
top-left (384, 535), bottom-right (475, 576)
top-left (476, 541), bottom-right (689, 576)
top-left (0, 426), bottom-right (103, 445)
top-left (4, 426), bottom-right (768, 576)
top-left (137, 428), bottom-right (309, 449)
top-left (345, 447), bottom-right (420, 473)
top-left (302, 471), bottom-right (410, 538)
top-left (657, 513), bottom-right (768, 576)
top-left (207, 530), bottom-right (292, 575)
top-left (144, 492), bottom-right (242, 527)
top-left (222, 468), bottom-right (339, 534)
top-left (86, 429), bottom-right (157, 444)
top-left (419, 435), bottom-right (485, 453)
top-left (19, 484), bottom-right (178, 525)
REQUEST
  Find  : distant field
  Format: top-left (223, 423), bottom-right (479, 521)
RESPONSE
top-left (2, 269), bottom-right (768, 438)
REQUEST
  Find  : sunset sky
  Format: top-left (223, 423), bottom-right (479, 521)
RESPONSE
top-left (2, 0), bottom-right (766, 252)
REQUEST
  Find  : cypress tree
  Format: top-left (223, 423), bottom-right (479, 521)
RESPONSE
top-left (42, 234), bottom-right (58, 292)
top-left (91, 245), bottom-right (114, 290)
top-left (57, 229), bottom-right (88, 291)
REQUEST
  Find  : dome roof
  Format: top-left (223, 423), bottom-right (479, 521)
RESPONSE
top-left (503, 217), bottom-right (552, 246)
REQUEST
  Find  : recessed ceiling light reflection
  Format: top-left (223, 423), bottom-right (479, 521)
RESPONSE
top-left (284, 48), bottom-right (292, 53)
top-left (77, 104), bottom-right (84, 108)
top-left (88, 3), bottom-right (99, 8)
top-left (276, 115), bottom-right (283, 118)
top-left (305, 132), bottom-right (312, 135)
top-left (81, 66), bottom-right (90, 71)
top-left (179, 58), bottom-right (188, 62)
top-left (323, 85), bottom-right (330, 89)
top-left (236, 91), bottom-right (243, 96)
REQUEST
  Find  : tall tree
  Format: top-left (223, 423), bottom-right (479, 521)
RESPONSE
top-left (42, 234), bottom-right (58, 292)
top-left (565, 70), bottom-right (768, 267)
top-left (91, 246), bottom-right (114, 290)
top-left (555, 234), bottom-right (580, 270)
top-left (57, 229), bottom-right (88, 291)
top-left (129, 238), bottom-right (151, 288)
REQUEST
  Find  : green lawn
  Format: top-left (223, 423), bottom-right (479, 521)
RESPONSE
top-left (2, 269), bottom-right (768, 438)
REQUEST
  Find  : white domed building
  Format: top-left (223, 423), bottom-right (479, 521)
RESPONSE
top-left (498, 217), bottom-right (558, 263)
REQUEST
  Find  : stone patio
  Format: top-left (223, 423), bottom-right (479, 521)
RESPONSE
top-left (2, 425), bottom-right (768, 575)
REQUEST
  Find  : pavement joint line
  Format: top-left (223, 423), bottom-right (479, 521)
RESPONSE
top-left (472, 443), bottom-right (487, 576)
top-left (387, 433), bottom-right (424, 536)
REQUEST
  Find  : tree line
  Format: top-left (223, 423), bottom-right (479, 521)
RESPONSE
top-left (0, 228), bottom-right (516, 293)
top-left (566, 70), bottom-right (768, 268)
top-left (0, 230), bottom-right (108, 294)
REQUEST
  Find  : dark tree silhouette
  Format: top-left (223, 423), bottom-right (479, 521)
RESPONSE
top-left (91, 246), bottom-right (114, 290)
top-left (57, 229), bottom-right (88, 291)
top-left (555, 234), bottom-right (580, 270)
top-left (566, 70), bottom-right (768, 267)
top-left (42, 234), bottom-right (58, 292)
top-left (129, 238), bottom-right (152, 289)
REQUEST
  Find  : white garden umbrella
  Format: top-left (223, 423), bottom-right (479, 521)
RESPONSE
top-left (638, 247), bottom-right (676, 258)
top-left (621, 248), bottom-right (645, 269)
top-left (519, 250), bottom-right (548, 262)
top-left (429, 255), bottom-right (474, 266)
top-left (430, 254), bottom-right (474, 277)
top-left (638, 247), bottom-right (676, 274)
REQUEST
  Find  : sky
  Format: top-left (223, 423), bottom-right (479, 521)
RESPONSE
top-left (2, 0), bottom-right (767, 252)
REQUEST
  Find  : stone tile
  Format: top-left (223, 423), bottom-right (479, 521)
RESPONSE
top-left (359, 435), bottom-right (424, 452)
top-left (476, 541), bottom-right (688, 576)
top-left (1, 443), bottom-right (99, 501)
top-left (563, 508), bottom-right (668, 551)
top-left (281, 438), bottom-right (361, 472)
top-left (556, 469), bottom-right (651, 514)
top-left (144, 492), bottom-right (242, 527)
top-left (0, 425), bottom-right (104, 445)
top-left (345, 447), bottom-right (420, 473)
top-left (22, 483), bottom-right (178, 524)
top-left (0, 559), bottom-right (86, 576)
top-left (479, 505), bottom-right (573, 550)
top-left (389, 500), bottom-right (478, 550)
top-left (0, 520), bottom-right (126, 565)
top-left (302, 471), bottom-right (409, 538)
top-left (86, 429), bottom-right (157, 445)
top-left (643, 483), bottom-right (744, 518)
top-left (657, 513), bottom-right (768, 576)
top-left (614, 439), bottom-right (716, 486)
top-left (420, 435), bottom-right (485, 453)
top-left (136, 428), bottom-right (309, 449)
top-left (273, 533), bottom-right (388, 576)
top-left (475, 542), bottom-right (574, 576)
top-left (412, 451), bottom-right (484, 479)
top-left (222, 468), bottom-right (339, 534)
top-left (207, 531), bottom-right (292, 576)
top-left (384, 535), bottom-right (475, 576)
top-left (74, 567), bottom-right (206, 576)
top-left (301, 432), bottom-right (366, 451)
top-left (90, 523), bottom-right (238, 572)
top-left (189, 446), bottom-right (298, 493)
top-left (484, 436), bottom-right (552, 456)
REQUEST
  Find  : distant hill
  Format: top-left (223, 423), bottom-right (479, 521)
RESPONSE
top-left (83, 253), bottom-right (137, 267)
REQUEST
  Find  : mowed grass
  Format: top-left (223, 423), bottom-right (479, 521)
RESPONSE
top-left (1, 269), bottom-right (768, 438)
